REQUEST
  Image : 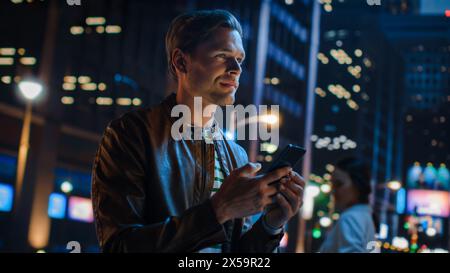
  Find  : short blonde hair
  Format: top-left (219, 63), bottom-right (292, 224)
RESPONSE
top-left (165, 9), bottom-right (243, 80)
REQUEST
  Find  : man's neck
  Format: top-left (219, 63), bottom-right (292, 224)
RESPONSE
top-left (176, 89), bottom-right (218, 128)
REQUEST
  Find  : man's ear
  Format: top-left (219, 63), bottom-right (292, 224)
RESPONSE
top-left (172, 48), bottom-right (188, 75)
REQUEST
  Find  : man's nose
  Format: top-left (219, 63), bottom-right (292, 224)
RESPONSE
top-left (226, 58), bottom-right (242, 76)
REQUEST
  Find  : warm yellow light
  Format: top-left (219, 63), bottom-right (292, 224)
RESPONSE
top-left (62, 83), bottom-right (76, 91)
top-left (18, 48), bottom-right (26, 55)
top-left (78, 76), bottom-right (91, 84)
top-left (315, 87), bottom-right (327, 97)
top-left (261, 142), bottom-right (278, 154)
top-left (364, 58), bottom-right (372, 68)
top-left (0, 48), bottom-right (16, 56)
top-left (96, 97), bottom-right (113, 105)
top-left (387, 181), bottom-right (402, 191)
top-left (132, 98), bottom-right (142, 106)
top-left (326, 164), bottom-right (335, 173)
top-left (98, 83), bottom-right (107, 91)
top-left (1, 76), bottom-right (12, 84)
top-left (347, 99), bottom-right (359, 110)
top-left (64, 76), bottom-right (77, 83)
top-left (106, 25), bottom-right (122, 34)
top-left (70, 26), bottom-right (84, 35)
top-left (61, 96), bottom-right (74, 105)
top-left (354, 49), bottom-right (363, 57)
top-left (353, 85), bottom-right (361, 92)
top-left (259, 114), bottom-right (278, 125)
top-left (271, 77), bottom-right (280, 85)
top-left (86, 17), bottom-right (106, 26)
top-left (117, 98), bottom-right (132, 106)
top-left (0, 57), bottom-right (14, 65)
top-left (96, 26), bottom-right (105, 34)
top-left (20, 57), bottom-right (36, 65)
top-left (81, 83), bottom-right (97, 91)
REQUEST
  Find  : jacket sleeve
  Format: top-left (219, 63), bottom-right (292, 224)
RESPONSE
top-left (235, 217), bottom-right (284, 253)
top-left (91, 116), bottom-right (229, 253)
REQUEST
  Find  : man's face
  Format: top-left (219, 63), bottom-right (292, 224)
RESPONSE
top-left (183, 27), bottom-right (245, 106)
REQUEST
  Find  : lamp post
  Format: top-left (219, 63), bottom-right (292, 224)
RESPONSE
top-left (15, 80), bottom-right (43, 206)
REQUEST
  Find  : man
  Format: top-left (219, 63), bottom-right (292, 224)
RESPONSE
top-left (91, 9), bottom-right (305, 253)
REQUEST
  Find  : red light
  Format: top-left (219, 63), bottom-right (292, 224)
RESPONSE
top-left (446, 10), bottom-right (450, 17)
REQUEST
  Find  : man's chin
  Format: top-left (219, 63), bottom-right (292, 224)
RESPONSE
top-left (210, 91), bottom-right (236, 106)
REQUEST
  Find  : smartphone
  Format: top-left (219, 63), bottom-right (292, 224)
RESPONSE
top-left (266, 144), bottom-right (306, 173)
top-left (265, 144), bottom-right (306, 186)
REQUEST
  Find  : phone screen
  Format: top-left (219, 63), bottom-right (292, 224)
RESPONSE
top-left (266, 144), bottom-right (306, 173)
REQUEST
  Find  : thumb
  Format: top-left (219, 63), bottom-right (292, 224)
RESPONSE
top-left (235, 162), bottom-right (262, 177)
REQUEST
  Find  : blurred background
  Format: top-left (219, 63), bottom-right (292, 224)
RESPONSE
top-left (0, 0), bottom-right (448, 253)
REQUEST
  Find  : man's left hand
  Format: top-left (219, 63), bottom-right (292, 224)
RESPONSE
top-left (264, 171), bottom-right (305, 229)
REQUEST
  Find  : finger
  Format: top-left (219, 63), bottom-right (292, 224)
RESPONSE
top-left (259, 166), bottom-right (292, 185)
top-left (275, 193), bottom-right (292, 214)
top-left (286, 182), bottom-right (303, 209)
top-left (284, 180), bottom-right (303, 196)
top-left (289, 172), bottom-right (306, 188)
top-left (235, 162), bottom-right (262, 177)
top-left (264, 182), bottom-right (279, 196)
top-left (263, 195), bottom-right (276, 207)
top-left (280, 184), bottom-right (300, 211)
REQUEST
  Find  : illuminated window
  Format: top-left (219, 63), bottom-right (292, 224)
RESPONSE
top-left (61, 96), bottom-right (74, 105)
top-left (0, 183), bottom-right (14, 212)
top-left (48, 193), bottom-right (67, 219)
top-left (1, 76), bottom-right (12, 84)
top-left (68, 196), bottom-right (94, 223)
top-left (105, 25), bottom-right (122, 34)
top-left (20, 57), bottom-right (36, 66)
top-left (70, 26), bottom-right (84, 35)
top-left (0, 57), bottom-right (14, 66)
top-left (0, 48), bottom-right (16, 56)
top-left (86, 17), bottom-right (106, 26)
top-left (116, 98), bottom-right (132, 106)
top-left (96, 97), bottom-right (113, 106)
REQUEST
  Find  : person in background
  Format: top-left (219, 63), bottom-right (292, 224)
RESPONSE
top-left (319, 156), bottom-right (377, 253)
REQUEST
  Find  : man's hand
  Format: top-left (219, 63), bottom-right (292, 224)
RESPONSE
top-left (210, 163), bottom-right (292, 224)
top-left (263, 171), bottom-right (305, 229)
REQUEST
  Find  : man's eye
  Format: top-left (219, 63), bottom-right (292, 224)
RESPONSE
top-left (215, 54), bottom-right (227, 59)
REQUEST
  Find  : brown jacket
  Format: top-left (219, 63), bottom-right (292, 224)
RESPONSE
top-left (91, 93), bottom-right (282, 252)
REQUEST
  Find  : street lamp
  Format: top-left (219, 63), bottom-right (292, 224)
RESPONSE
top-left (18, 81), bottom-right (43, 100)
top-left (15, 79), bottom-right (43, 206)
top-left (235, 113), bottom-right (280, 128)
top-left (386, 180), bottom-right (402, 191)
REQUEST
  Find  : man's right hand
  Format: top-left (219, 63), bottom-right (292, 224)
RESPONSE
top-left (210, 162), bottom-right (292, 224)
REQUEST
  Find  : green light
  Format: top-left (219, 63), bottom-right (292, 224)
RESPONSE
top-left (404, 222), bottom-right (410, 230)
top-left (312, 228), bottom-right (322, 239)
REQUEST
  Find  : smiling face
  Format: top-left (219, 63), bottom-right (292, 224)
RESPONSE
top-left (331, 168), bottom-right (360, 212)
top-left (180, 27), bottom-right (245, 106)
